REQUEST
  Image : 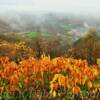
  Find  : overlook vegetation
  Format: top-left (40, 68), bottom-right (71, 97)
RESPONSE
top-left (0, 0), bottom-right (100, 99)
top-left (0, 23), bottom-right (100, 99)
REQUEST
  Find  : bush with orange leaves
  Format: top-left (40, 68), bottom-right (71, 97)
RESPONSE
top-left (0, 41), bottom-right (34, 62)
top-left (0, 55), bottom-right (100, 99)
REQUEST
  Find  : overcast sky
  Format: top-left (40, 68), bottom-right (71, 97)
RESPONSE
top-left (0, 0), bottom-right (100, 14)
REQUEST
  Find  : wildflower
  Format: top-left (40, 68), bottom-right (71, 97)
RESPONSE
top-left (58, 75), bottom-right (68, 88)
top-left (92, 68), bottom-right (98, 76)
top-left (53, 83), bottom-right (59, 90)
top-left (0, 71), bottom-right (4, 78)
top-left (72, 86), bottom-right (81, 94)
top-left (93, 87), bottom-right (98, 93)
top-left (53, 91), bottom-right (56, 97)
top-left (97, 58), bottom-right (100, 65)
top-left (85, 80), bottom-right (92, 89)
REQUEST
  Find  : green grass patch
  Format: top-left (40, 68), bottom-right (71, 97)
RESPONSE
top-left (19, 32), bottom-right (49, 38)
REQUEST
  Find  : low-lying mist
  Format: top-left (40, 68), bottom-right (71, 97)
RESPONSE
top-left (0, 10), bottom-right (100, 34)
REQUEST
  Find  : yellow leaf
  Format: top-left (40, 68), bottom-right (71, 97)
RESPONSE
top-left (53, 91), bottom-right (56, 97)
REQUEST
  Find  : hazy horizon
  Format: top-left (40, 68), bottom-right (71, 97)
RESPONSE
top-left (0, 0), bottom-right (100, 16)
top-left (0, 0), bottom-right (100, 34)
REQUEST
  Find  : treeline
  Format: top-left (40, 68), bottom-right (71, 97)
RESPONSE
top-left (69, 28), bottom-right (100, 64)
top-left (29, 28), bottom-right (100, 64)
top-left (0, 28), bottom-right (100, 64)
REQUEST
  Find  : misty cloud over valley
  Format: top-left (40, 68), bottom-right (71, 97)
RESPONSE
top-left (0, 0), bottom-right (100, 39)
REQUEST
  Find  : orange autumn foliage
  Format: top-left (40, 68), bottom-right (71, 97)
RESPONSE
top-left (0, 56), bottom-right (99, 96)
